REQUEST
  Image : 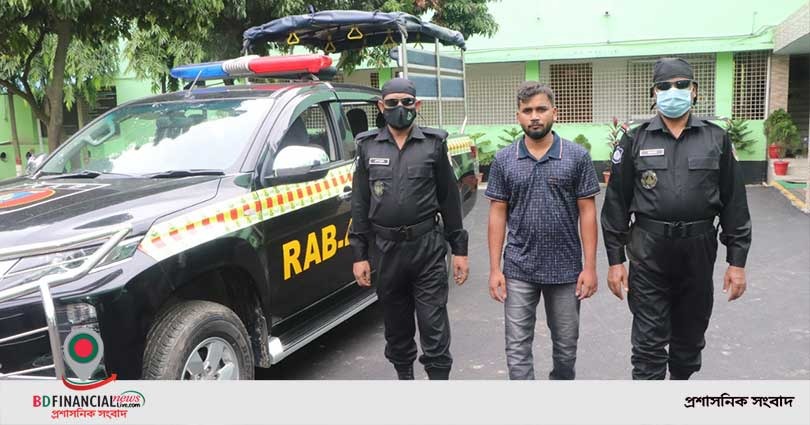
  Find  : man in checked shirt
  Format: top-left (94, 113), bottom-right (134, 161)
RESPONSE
top-left (486, 81), bottom-right (600, 380)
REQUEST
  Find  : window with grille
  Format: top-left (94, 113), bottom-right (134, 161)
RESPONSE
top-left (549, 63), bottom-right (593, 123)
top-left (733, 51), bottom-right (768, 119)
top-left (370, 72), bottom-right (379, 89)
top-left (466, 63), bottom-right (525, 125)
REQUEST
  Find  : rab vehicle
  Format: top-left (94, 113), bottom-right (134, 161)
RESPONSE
top-left (0, 10), bottom-right (477, 381)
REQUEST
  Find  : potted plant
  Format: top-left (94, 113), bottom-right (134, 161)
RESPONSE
top-left (573, 134), bottom-right (591, 152)
top-left (724, 118), bottom-right (755, 157)
top-left (764, 109), bottom-right (800, 160)
top-left (475, 128), bottom-right (520, 181)
top-left (603, 117), bottom-right (623, 184)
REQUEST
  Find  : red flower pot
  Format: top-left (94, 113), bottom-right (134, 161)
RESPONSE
top-left (773, 160), bottom-right (789, 176)
top-left (768, 144), bottom-right (781, 159)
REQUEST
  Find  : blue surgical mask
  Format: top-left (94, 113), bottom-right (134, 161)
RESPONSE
top-left (656, 88), bottom-right (692, 118)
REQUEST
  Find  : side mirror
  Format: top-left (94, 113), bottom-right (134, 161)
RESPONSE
top-left (25, 153), bottom-right (46, 175)
top-left (261, 145), bottom-right (330, 185)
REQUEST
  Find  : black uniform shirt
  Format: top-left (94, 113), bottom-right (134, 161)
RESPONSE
top-left (601, 114), bottom-right (752, 267)
top-left (349, 125), bottom-right (468, 261)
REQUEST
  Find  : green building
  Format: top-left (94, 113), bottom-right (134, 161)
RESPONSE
top-left (2, 0), bottom-right (808, 182)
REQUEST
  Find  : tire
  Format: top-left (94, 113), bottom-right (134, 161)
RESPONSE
top-left (143, 300), bottom-right (254, 380)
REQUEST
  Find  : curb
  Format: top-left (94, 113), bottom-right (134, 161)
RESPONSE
top-left (769, 181), bottom-right (809, 214)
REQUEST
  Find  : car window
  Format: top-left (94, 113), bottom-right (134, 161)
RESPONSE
top-left (273, 103), bottom-right (338, 170)
top-left (40, 98), bottom-right (273, 175)
top-left (341, 101), bottom-right (381, 136)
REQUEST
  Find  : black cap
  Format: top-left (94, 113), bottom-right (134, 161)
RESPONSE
top-left (381, 78), bottom-right (416, 97)
top-left (650, 57), bottom-right (698, 102)
top-left (653, 57), bottom-right (694, 83)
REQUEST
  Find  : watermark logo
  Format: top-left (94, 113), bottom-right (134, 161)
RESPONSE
top-left (60, 329), bottom-right (116, 390)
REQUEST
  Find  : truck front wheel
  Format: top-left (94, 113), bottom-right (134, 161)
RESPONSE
top-left (142, 300), bottom-right (254, 380)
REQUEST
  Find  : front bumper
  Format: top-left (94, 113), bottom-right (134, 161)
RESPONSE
top-left (0, 226), bottom-right (130, 380)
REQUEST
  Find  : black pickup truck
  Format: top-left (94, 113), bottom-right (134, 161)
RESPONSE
top-left (0, 78), bottom-right (478, 380)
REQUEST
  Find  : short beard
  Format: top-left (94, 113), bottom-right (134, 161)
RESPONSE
top-left (522, 123), bottom-right (552, 141)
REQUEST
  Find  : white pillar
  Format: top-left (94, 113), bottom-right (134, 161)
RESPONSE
top-left (805, 115), bottom-right (809, 213)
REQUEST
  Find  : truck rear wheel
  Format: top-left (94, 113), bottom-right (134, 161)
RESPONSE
top-left (143, 300), bottom-right (254, 380)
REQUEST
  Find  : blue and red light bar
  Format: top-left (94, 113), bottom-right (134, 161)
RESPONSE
top-left (170, 54), bottom-right (333, 80)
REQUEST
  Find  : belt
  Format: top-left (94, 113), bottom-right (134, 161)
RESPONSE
top-left (634, 216), bottom-right (715, 239)
top-left (372, 216), bottom-right (437, 241)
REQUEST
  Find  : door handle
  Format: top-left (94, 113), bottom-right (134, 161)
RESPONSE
top-left (339, 186), bottom-right (352, 201)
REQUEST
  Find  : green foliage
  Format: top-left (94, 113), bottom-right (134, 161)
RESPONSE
top-left (124, 24), bottom-right (209, 94)
top-left (0, 0), bottom-right (233, 148)
top-left (0, 0), bottom-right (498, 148)
top-left (763, 109), bottom-right (802, 155)
top-left (477, 128), bottom-right (520, 166)
top-left (573, 134), bottom-right (591, 152)
top-left (723, 118), bottom-right (755, 154)
top-left (497, 127), bottom-right (523, 144)
top-left (605, 116), bottom-right (622, 150)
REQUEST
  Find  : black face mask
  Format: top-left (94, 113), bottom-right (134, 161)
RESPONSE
top-left (383, 106), bottom-right (417, 130)
top-left (521, 122), bottom-right (552, 140)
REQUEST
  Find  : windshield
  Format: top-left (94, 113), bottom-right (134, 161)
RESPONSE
top-left (39, 98), bottom-right (273, 176)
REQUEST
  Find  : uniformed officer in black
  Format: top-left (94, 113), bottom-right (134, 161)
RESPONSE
top-left (601, 58), bottom-right (752, 380)
top-left (349, 78), bottom-right (469, 380)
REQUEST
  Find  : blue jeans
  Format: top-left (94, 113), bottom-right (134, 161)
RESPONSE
top-left (504, 279), bottom-right (580, 380)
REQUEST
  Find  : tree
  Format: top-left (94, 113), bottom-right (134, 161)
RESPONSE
top-left (0, 0), bottom-right (227, 151)
top-left (124, 0), bottom-right (498, 92)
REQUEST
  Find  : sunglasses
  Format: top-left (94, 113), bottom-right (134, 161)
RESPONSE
top-left (382, 97), bottom-right (416, 108)
top-left (653, 79), bottom-right (693, 91)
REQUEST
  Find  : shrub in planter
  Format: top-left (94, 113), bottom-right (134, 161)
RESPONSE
top-left (573, 134), bottom-right (591, 152)
top-left (764, 109), bottom-right (801, 157)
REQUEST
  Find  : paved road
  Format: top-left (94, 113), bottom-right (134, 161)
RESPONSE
top-left (257, 186), bottom-right (810, 380)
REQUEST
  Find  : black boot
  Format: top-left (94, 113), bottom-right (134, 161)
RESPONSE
top-left (669, 371), bottom-right (692, 380)
top-left (426, 367), bottom-right (450, 380)
top-left (395, 364), bottom-right (414, 380)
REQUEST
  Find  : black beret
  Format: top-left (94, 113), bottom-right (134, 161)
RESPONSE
top-left (381, 78), bottom-right (416, 97)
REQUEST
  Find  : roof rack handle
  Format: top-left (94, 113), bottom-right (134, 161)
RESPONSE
top-left (347, 26), bottom-right (364, 40)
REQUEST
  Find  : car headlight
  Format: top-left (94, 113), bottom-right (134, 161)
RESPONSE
top-left (0, 235), bottom-right (141, 292)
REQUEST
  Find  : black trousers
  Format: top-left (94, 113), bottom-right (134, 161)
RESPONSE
top-left (373, 226), bottom-right (452, 373)
top-left (626, 225), bottom-right (717, 380)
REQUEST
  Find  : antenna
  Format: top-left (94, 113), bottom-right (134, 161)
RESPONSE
top-left (185, 70), bottom-right (203, 98)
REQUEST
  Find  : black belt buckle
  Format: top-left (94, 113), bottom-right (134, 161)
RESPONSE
top-left (667, 221), bottom-right (687, 238)
top-left (397, 225), bottom-right (411, 240)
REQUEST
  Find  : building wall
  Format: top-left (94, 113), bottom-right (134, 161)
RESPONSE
top-left (769, 55), bottom-right (791, 114)
top-left (460, 0), bottom-right (807, 62)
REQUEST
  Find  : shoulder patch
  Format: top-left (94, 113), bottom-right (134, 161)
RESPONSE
top-left (705, 120), bottom-right (724, 130)
top-left (355, 129), bottom-right (380, 142)
top-left (421, 126), bottom-right (449, 140)
top-left (611, 146), bottom-right (624, 164)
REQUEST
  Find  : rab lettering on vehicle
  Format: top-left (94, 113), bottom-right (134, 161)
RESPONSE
top-left (282, 220), bottom-right (352, 280)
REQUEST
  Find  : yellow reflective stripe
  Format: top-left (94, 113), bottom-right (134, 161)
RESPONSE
top-left (139, 164), bottom-right (354, 262)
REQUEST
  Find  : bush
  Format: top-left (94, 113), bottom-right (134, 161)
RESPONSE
top-left (606, 117), bottom-right (622, 150)
top-left (573, 134), bottom-right (591, 152)
top-left (498, 127), bottom-right (524, 144)
top-left (476, 128), bottom-right (521, 166)
top-left (724, 118), bottom-right (755, 154)
top-left (764, 109), bottom-right (802, 156)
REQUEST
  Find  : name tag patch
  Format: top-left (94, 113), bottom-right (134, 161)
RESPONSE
top-left (640, 148), bottom-right (665, 157)
top-left (369, 158), bottom-right (390, 166)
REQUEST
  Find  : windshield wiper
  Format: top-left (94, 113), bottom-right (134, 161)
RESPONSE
top-left (39, 170), bottom-right (102, 179)
top-left (144, 169), bottom-right (225, 178)
top-left (39, 170), bottom-right (140, 180)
